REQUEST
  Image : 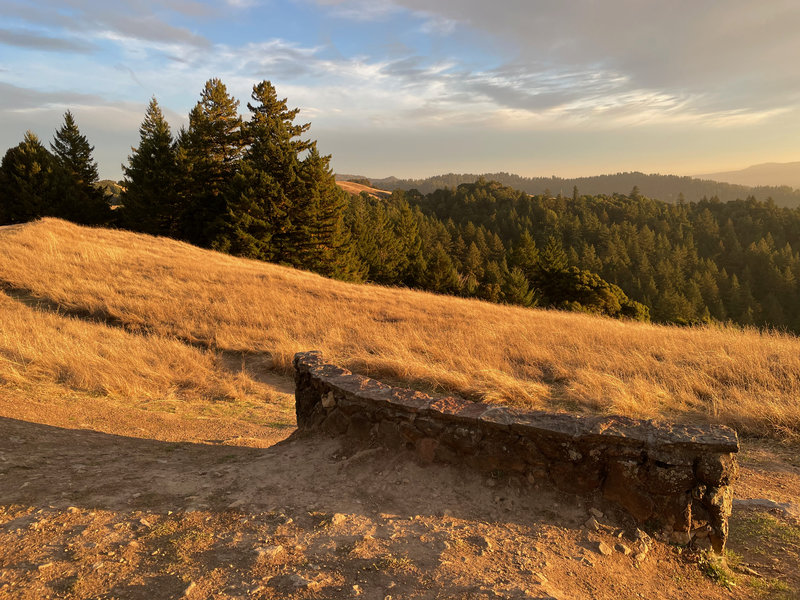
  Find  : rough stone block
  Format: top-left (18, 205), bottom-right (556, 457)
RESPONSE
top-left (377, 419), bottom-right (404, 449)
top-left (320, 409), bottom-right (350, 435)
top-left (603, 460), bottom-right (654, 522)
top-left (347, 413), bottom-right (373, 440)
top-left (550, 461), bottom-right (603, 494)
top-left (416, 438), bottom-right (439, 464)
top-left (695, 453), bottom-right (739, 486)
top-left (643, 462), bottom-right (696, 494)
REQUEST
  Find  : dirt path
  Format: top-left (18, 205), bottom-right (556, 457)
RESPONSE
top-left (2, 405), bottom-right (798, 599)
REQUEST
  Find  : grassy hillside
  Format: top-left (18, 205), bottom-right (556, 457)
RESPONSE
top-left (335, 179), bottom-right (391, 199)
top-left (1, 218), bottom-right (799, 438)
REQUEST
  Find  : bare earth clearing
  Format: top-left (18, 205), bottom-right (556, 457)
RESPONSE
top-left (0, 398), bottom-right (798, 600)
top-left (0, 220), bottom-right (799, 598)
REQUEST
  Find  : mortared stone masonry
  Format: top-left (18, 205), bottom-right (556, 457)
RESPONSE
top-left (294, 351), bottom-right (739, 552)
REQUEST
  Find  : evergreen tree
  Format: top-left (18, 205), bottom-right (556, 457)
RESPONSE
top-left (179, 78), bottom-right (243, 247)
top-left (509, 231), bottom-right (539, 279)
top-left (347, 196), bottom-right (404, 283)
top-left (291, 147), bottom-right (363, 280)
top-left (50, 111), bottom-right (110, 224)
top-left (479, 261), bottom-right (503, 302)
top-left (227, 80), bottom-right (309, 261)
top-left (0, 131), bottom-right (59, 224)
top-left (121, 98), bottom-right (179, 235)
top-left (424, 243), bottom-right (460, 293)
top-left (540, 236), bottom-right (568, 272)
top-left (503, 266), bottom-right (537, 307)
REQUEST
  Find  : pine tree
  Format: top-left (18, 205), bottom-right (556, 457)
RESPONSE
top-left (347, 197), bottom-right (403, 283)
top-left (292, 147), bottom-right (363, 280)
top-left (540, 236), bottom-right (568, 272)
top-left (509, 231), bottom-right (539, 279)
top-left (226, 80), bottom-right (309, 261)
top-left (0, 131), bottom-right (59, 224)
top-left (50, 111), bottom-right (110, 224)
top-left (391, 196), bottom-right (426, 286)
top-left (502, 266), bottom-right (537, 307)
top-left (479, 260), bottom-right (503, 302)
top-left (121, 98), bottom-right (179, 235)
top-left (424, 243), bottom-right (460, 293)
top-left (179, 78), bottom-right (243, 247)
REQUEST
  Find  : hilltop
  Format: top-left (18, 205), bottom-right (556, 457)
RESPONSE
top-left (0, 219), bottom-right (799, 599)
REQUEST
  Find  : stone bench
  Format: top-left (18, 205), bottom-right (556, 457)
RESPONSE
top-left (294, 351), bottom-right (739, 552)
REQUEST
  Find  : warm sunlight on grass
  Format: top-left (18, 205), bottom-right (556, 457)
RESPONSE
top-left (1, 218), bottom-right (799, 438)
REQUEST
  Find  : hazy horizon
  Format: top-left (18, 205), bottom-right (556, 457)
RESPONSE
top-left (3, 1), bottom-right (800, 181)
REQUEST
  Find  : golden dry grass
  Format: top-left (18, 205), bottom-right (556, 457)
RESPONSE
top-left (335, 180), bottom-right (391, 199)
top-left (1, 218), bottom-right (799, 438)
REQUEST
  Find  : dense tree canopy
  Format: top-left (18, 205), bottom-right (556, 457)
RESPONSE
top-left (390, 178), bottom-right (800, 330)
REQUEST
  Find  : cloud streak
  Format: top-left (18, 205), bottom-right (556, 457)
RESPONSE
top-left (0, 27), bottom-right (95, 52)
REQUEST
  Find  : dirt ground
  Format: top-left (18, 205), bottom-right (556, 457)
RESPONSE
top-left (1, 384), bottom-right (799, 599)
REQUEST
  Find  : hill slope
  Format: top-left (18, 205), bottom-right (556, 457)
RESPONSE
top-left (1, 219), bottom-right (799, 599)
top-left (699, 162), bottom-right (800, 189)
top-left (335, 179), bottom-right (391, 199)
top-left (0, 218), bottom-right (798, 437)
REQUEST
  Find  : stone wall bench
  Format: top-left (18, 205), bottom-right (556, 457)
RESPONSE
top-left (294, 351), bottom-right (739, 552)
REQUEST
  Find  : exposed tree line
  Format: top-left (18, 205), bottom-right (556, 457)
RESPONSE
top-left (364, 171), bottom-right (800, 207)
top-left (4, 80), bottom-right (800, 330)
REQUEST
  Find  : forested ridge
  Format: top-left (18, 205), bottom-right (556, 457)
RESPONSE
top-left (3, 79), bottom-right (800, 332)
top-left (384, 180), bottom-right (800, 330)
top-left (363, 171), bottom-right (800, 207)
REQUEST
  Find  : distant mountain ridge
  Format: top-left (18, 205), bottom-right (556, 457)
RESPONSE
top-left (338, 171), bottom-right (800, 207)
top-left (698, 161), bottom-right (800, 189)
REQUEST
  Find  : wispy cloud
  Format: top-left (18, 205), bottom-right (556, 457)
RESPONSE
top-left (0, 27), bottom-right (95, 52)
top-left (310, 0), bottom-right (398, 21)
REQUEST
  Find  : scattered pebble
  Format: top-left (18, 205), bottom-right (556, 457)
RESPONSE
top-left (615, 542), bottom-right (632, 556)
top-left (584, 517), bottom-right (600, 531)
top-left (596, 541), bottom-right (613, 556)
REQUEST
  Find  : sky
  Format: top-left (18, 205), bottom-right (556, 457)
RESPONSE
top-left (2, 0), bottom-right (800, 181)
